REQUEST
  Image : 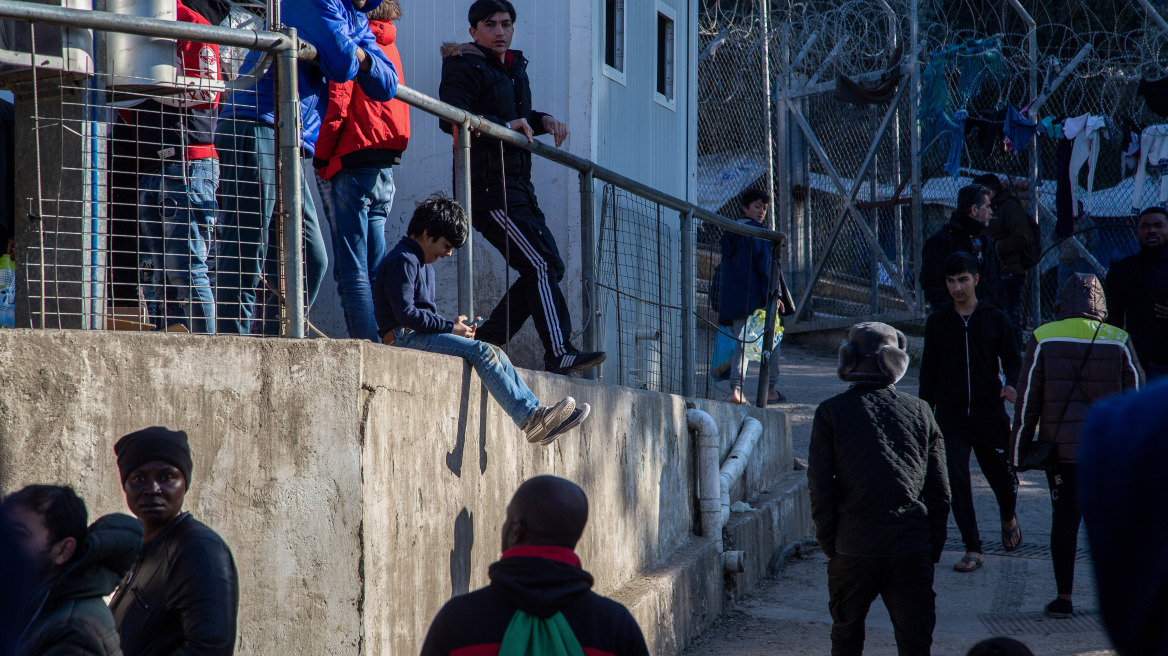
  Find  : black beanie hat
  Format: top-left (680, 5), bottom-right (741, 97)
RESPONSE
top-left (114, 427), bottom-right (193, 487)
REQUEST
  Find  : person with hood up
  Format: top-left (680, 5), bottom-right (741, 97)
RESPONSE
top-left (919, 252), bottom-right (1021, 574)
top-left (3, 485), bottom-right (143, 656)
top-left (976, 173), bottom-right (1038, 351)
top-left (313, 0), bottom-right (409, 342)
top-left (920, 184), bottom-right (1004, 311)
top-left (215, 0), bottom-right (398, 335)
top-left (1009, 273), bottom-right (1143, 620)
top-left (808, 322), bottom-right (950, 656)
top-left (437, 0), bottom-right (605, 376)
top-left (419, 475), bottom-right (649, 656)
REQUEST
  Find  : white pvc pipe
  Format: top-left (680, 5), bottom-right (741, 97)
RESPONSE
top-left (687, 408), bottom-right (722, 552)
top-left (719, 417), bottom-right (763, 527)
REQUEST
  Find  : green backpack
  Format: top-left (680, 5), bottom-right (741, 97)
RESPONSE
top-left (498, 610), bottom-right (585, 656)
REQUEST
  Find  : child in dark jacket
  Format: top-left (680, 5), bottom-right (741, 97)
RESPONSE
top-left (919, 251), bottom-right (1021, 575)
top-left (717, 189), bottom-right (784, 405)
top-left (371, 195), bottom-right (588, 446)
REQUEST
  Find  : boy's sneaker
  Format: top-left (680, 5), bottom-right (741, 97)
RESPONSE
top-left (547, 351), bottom-right (606, 376)
top-left (1044, 598), bottom-right (1073, 619)
top-left (539, 403), bottom-right (591, 446)
top-left (523, 397), bottom-right (575, 444)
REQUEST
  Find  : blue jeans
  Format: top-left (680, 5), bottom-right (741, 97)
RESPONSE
top-left (394, 328), bottom-right (539, 428)
top-left (321, 166), bottom-right (394, 341)
top-left (214, 119), bottom-right (327, 335)
top-left (139, 158), bottom-right (219, 333)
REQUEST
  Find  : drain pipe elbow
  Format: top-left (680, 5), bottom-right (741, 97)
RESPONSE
top-left (719, 416), bottom-right (763, 526)
top-left (722, 550), bottom-right (746, 574)
top-left (687, 408), bottom-right (723, 552)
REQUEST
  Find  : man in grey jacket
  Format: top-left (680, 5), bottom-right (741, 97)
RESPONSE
top-left (808, 322), bottom-right (950, 656)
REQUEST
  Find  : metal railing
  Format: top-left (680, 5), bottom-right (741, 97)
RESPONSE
top-left (0, 0), bottom-right (787, 402)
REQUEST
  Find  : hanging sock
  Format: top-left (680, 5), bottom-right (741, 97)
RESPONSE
top-left (1040, 116), bottom-right (1062, 140)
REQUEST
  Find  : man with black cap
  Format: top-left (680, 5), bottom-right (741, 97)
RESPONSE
top-left (419, 475), bottom-right (649, 656)
top-left (808, 322), bottom-right (950, 656)
top-left (108, 427), bottom-right (239, 655)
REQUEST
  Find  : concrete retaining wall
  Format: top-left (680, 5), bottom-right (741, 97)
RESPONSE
top-left (0, 330), bottom-right (810, 656)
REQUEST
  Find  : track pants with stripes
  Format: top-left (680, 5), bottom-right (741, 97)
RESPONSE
top-left (472, 183), bottom-right (575, 363)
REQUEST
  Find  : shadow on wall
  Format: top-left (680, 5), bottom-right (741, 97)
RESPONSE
top-left (447, 368), bottom-right (490, 478)
top-left (450, 507), bottom-right (475, 597)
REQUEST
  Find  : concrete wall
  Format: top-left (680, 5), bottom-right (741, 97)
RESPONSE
top-left (0, 330), bottom-right (801, 656)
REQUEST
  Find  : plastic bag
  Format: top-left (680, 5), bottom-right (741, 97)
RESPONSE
top-left (0, 255), bottom-right (14, 328)
top-left (741, 308), bottom-right (782, 362)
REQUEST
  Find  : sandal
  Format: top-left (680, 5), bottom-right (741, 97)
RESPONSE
top-left (953, 555), bottom-right (983, 573)
top-left (1002, 519), bottom-right (1022, 552)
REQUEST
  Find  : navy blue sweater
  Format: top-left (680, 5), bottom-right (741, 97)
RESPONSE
top-left (373, 237), bottom-right (454, 337)
top-left (717, 218), bottom-right (772, 325)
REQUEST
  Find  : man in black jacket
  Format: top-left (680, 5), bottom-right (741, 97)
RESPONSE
top-left (977, 173), bottom-right (1037, 351)
top-left (109, 427), bottom-right (239, 656)
top-left (420, 476), bottom-right (649, 656)
top-left (438, 0), bottom-right (605, 376)
top-left (808, 322), bottom-right (950, 656)
top-left (1105, 208), bottom-right (1168, 379)
top-left (920, 184), bottom-right (1003, 311)
top-left (919, 252), bottom-right (1021, 575)
top-left (3, 485), bottom-right (142, 656)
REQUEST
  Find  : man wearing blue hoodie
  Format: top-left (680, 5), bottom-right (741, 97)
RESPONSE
top-left (215, 0), bottom-right (398, 335)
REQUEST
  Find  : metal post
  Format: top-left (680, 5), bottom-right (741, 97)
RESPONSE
top-left (909, 0), bottom-right (922, 309)
top-left (761, 1), bottom-right (775, 229)
top-left (454, 122), bottom-right (474, 318)
top-left (275, 32), bottom-right (304, 337)
top-left (777, 24), bottom-right (791, 282)
top-left (755, 240), bottom-right (781, 407)
top-left (1008, 0), bottom-right (1038, 333)
top-left (681, 208), bottom-right (695, 397)
top-left (580, 169), bottom-right (599, 379)
top-left (869, 106), bottom-right (879, 313)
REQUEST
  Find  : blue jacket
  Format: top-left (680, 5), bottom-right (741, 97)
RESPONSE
top-left (224, 0), bottom-right (398, 154)
top-left (373, 237), bottom-right (454, 337)
top-left (717, 218), bottom-right (772, 324)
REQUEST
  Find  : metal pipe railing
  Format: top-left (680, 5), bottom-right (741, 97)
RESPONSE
top-left (275, 31), bottom-right (305, 338)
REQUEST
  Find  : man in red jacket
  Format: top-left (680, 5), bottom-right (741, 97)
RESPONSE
top-left (313, 0), bottom-right (408, 341)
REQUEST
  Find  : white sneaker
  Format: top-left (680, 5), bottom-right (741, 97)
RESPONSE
top-left (523, 397), bottom-right (575, 444)
top-left (540, 403), bottom-right (591, 446)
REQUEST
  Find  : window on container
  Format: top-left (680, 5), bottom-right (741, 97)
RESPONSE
top-left (656, 10), bottom-right (675, 101)
top-left (605, 0), bottom-right (624, 73)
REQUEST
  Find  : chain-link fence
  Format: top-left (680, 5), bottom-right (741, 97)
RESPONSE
top-left (699, 0), bottom-right (1168, 353)
top-left (1, 1), bottom-right (311, 335)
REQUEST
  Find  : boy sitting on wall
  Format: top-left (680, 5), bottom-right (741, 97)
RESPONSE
top-left (371, 194), bottom-right (589, 445)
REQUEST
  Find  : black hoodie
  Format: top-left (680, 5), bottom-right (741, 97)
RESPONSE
top-left (16, 513), bottom-right (143, 656)
top-left (419, 546), bottom-right (649, 656)
top-left (920, 213), bottom-right (1004, 310)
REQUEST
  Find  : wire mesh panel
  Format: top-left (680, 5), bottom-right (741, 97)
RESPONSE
top-left (595, 185), bottom-right (684, 394)
top-left (1, 3), bottom-right (310, 336)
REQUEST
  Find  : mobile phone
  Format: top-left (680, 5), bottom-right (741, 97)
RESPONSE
top-left (466, 317), bottom-right (484, 328)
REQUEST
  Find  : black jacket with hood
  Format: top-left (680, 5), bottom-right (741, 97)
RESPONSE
top-left (108, 512), bottom-right (239, 656)
top-left (419, 546), bottom-right (649, 656)
top-left (985, 185), bottom-right (1036, 275)
top-left (438, 42), bottom-right (551, 208)
top-left (1105, 245), bottom-right (1168, 370)
top-left (920, 213), bottom-right (1003, 310)
top-left (17, 513), bottom-right (143, 656)
top-left (919, 300), bottom-right (1021, 447)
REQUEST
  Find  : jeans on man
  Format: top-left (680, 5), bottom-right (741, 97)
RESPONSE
top-left (728, 316), bottom-right (781, 391)
top-left (321, 166), bottom-right (394, 341)
top-left (999, 272), bottom-right (1025, 351)
top-left (214, 118), bottom-right (327, 335)
top-left (394, 329), bottom-right (539, 428)
top-left (139, 158), bottom-right (219, 333)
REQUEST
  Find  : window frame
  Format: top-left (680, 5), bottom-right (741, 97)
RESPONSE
top-left (602, 0), bottom-right (626, 85)
top-left (653, 2), bottom-right (677, 111)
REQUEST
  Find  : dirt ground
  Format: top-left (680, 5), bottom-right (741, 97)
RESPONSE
top-left (691, 342), bottom-right (1116, 656)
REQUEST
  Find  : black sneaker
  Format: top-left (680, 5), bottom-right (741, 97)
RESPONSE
top-left (540, 403), bottom-right (591, 446)
top-left (546, 351), bottom-right (606, 376)
top-left (523, 397), bottom-right (575, 444)
top-left (1044, 598), bottom-right (1073, 619)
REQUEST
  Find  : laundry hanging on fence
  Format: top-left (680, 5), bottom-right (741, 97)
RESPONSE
top-left (1130, 124), bottom-right (1168, 213)
top-left (1040, 116), bottom-right (1062, 140)
top-left (918, 36), bottom-right (1004, 164)
top-left (1055, 137), bottom-right (1075, 238)
top-left (1138, 75), bottom-right (1168, 117)
top-left (834, 43), bottom-right (903, 106)
top-left (1058, 114), bottom-right (1111, 219)
top-left (964, 108), bottom-right (1006, 156)
top-left (1004, 104), bottom-right (1037, 152)
top-left (1122, 118), bottom-right (1146, 171)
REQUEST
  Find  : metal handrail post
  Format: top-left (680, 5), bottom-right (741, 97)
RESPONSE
top-left (454, 122), bottom-right (474, 318)
top-left (755, 240), bottom-right (782, 407)
top-left (276, 32), bottom-right (304, 338)
top-left (579, 169), bottom-right (598, 379)
top-left (680, 208), bottom-right (695, 397)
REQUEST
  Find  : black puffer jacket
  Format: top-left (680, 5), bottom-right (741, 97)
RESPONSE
top-left (920, 213), bottom-right (1003, 310)
top-left (108, 513), bottom-right (239, 656)
top-left (17, 514), bottom-right (142, 656)
top-left (807, 384), bottom-right (950, 562)
top-left (1010, 273), bottom-right (1143, 466)
top-left (985, 186), bottom-right (1035, 275)
top-left (919, 301), bottom-right (1020, 444)
top-left (438, 42), bottom-right (550, 207)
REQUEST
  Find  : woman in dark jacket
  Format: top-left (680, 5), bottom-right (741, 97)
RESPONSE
top-left (1009, 273), bottom-right (1143, 619)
